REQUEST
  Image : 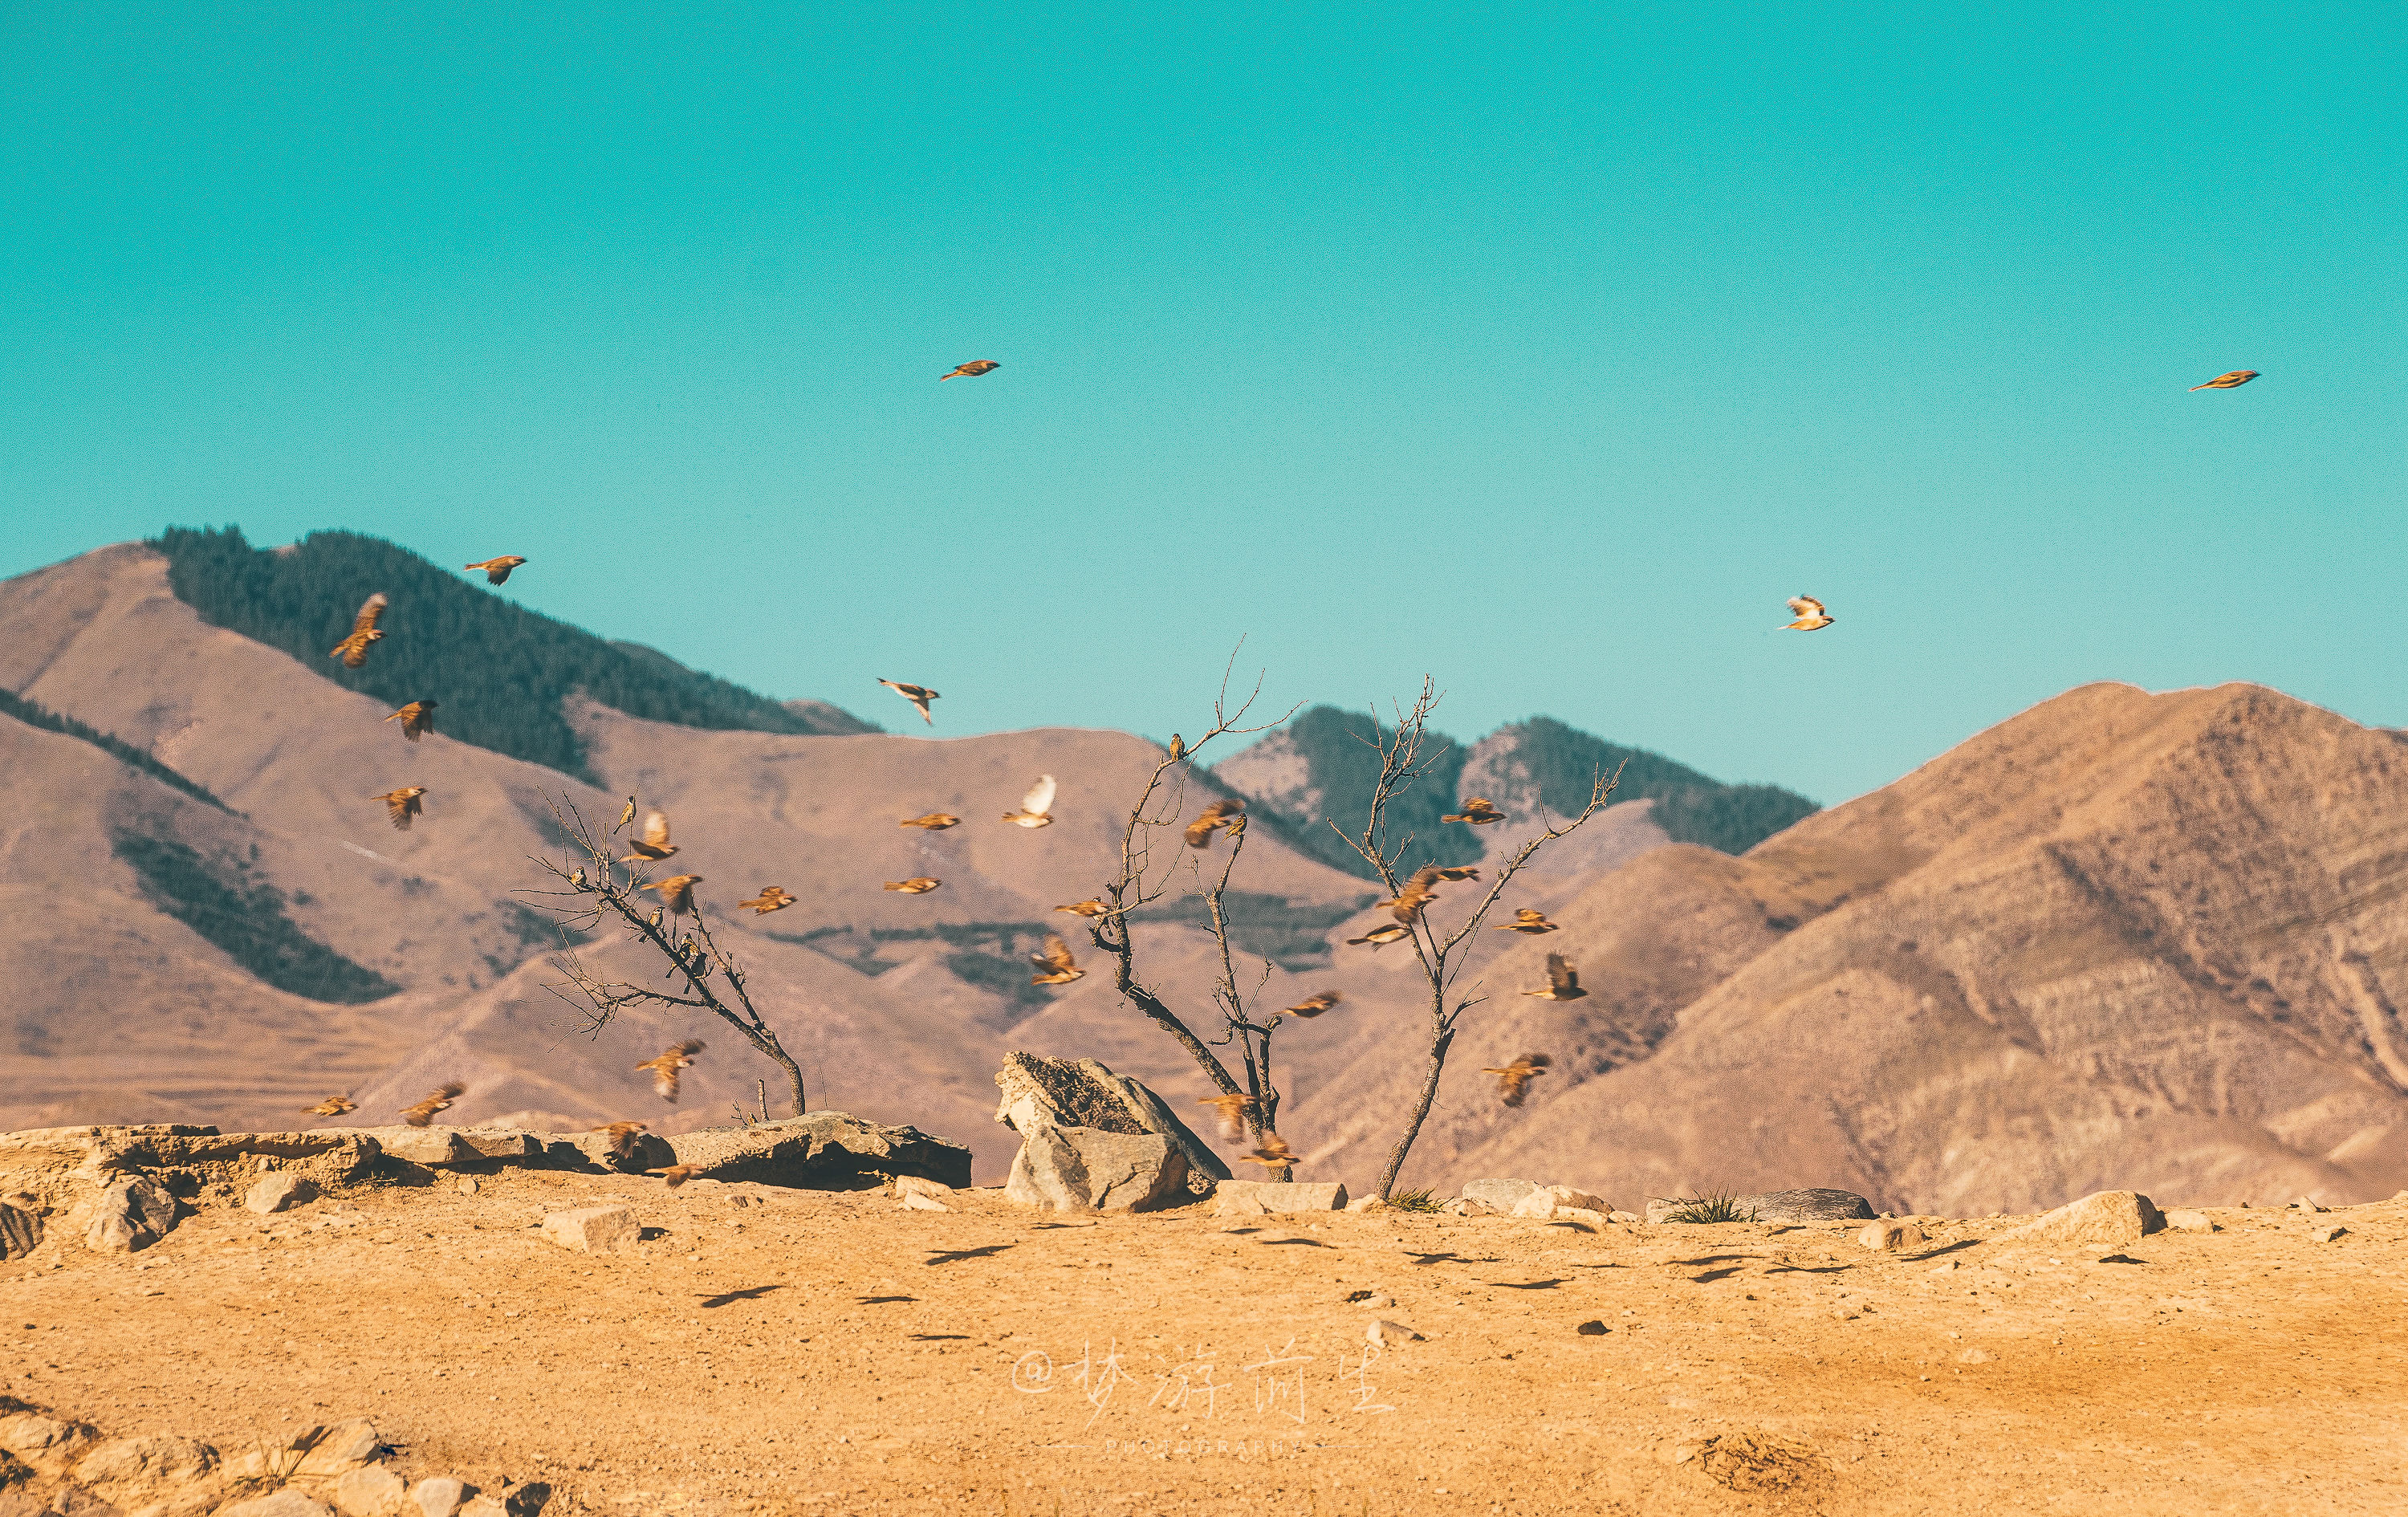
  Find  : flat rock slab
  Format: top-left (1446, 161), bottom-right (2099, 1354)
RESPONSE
top-left (1645, 1188), bottom-right (1875, 1224)
top-left (336, 1464), bottom-right (408, 1515)
top-left (538, 1129), bottom-right (678, 1173)
top-left (312, 1126), bottom-right (543, 1166)
top-left (1212, 1181), bottom-right (1348, 1214)
top-left (246, 1173), bottom-right (319, 1214)
top-left (1007, 1127), bottom-right (1190, 1212)
top-left (541, 1205), bottom-right (638, 1255)
top-left (668, 1112), bottom-right (972, 1190)
top-left (1988, 1190), bottom-right (2162, 1251)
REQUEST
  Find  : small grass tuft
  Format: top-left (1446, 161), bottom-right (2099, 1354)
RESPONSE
top-left (1385, 1188), bottom-right (1446, 1213)
top-left (1660, 1191), bottom-right (1759, 1224)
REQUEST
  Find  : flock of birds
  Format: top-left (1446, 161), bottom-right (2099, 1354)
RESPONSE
top-left (302, 360), bottom-right (2264, 1164)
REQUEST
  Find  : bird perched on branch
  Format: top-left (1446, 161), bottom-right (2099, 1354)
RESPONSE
top-left (1783, 596), bottom-right (1834, 631)
top-left (1347, 921), bottom-right (1413, 949)
top-left (304, 1094), bottom-right (356, 1118)
top-left (1443, 798), bottom-right (1504, 825)
top-left (1239, 1133), bottom-right (1297, 1169)
top-left (1029, 934), bottom-right (1085, 985)
top-left (900, 812), bottom-right (960, 830)
top-left (1198, 1092), bottom-right (1256, 1140)
top-left (637, 1040), bottom-right (705, 1102)
top-left (1522, 953), bottom-right (1587, 1002)
top-left (1185, 797), bottom-right (1245, 848)
top-left (2190, 369), bottom-right (2258, 390)
top-left (399, 1083), bottom-right (464, 1127)
top-left (384, 700), bottom-right (438, 742)
top-left (1495, 909), bottom-right (1559, 935)
top-left (879, 680), bottom-right (940, 724)
top-left (645, 873), bottom-right (704, 914)
top-left (592, 1120), bottom-right (649, 1163)
top-left (330, 593), bottom-right (388, 669)
top-left (739, 886), bottom-right (795, 914)
top-left (1001, 775), bottom-right (1056, 828)
top-left (1283, 990), bottom-right (1342, 1019)
top-left (1055, 899), bottom-right (1108, 917)
top-left (370, 787), bottom-right (427, 831)
top-left (1166, 734), bottom-right (1186, 761)
top-left (1484, 1054), bottom-right (1552, 1108)
top-left (1430, 866), bottom-right (1482, 883)
top-left (463, 555), bottom-right (528, 584)
top-left (620, 810), bottom-right (679, 862)
top-left (1380, 866), bottom-right (1443, 924)
top-left (885, 876), bottom-right (942, 894)
top-left (939, 360), bottom-right (999, 380)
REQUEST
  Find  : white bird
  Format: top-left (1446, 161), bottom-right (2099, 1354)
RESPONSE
top-left (1001, 774), bottom-right (1057, 828)
top-left (1783, 596), bottom-right (1835, 632)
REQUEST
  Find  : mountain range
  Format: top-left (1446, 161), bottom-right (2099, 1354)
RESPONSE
top-left (3, 531), bottom-right (2402, 1211)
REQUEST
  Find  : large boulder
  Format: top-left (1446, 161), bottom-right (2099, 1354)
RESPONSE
top-left (83, 1175), bottom-right (178, 1252)
top-left (995, 1053), bottom-right (1230, 1189)
top-left (666, 1112), bottom-right (972, 1190)
top-left (1988, 1190), bottom-right (2162, 1252)
top-left (1007, 1126), bottom-right (1191, 1212)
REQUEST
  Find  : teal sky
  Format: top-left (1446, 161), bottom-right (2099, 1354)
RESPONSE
top-left (6, 3), bottom-right (2402, 804)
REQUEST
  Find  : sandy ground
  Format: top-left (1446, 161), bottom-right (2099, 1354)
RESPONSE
top-left (7, 1171), bottom-right (2406, 1516)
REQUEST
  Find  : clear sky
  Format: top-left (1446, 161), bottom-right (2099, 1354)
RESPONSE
top-left (6, 3), bottom-right (2402, 804)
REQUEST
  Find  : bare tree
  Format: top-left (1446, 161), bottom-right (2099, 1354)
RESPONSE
top-left (1332, 679), bottom-right (1619, 1198)
top-left (1087, 657), bottom-right (1302, 1171)
top-left (523, 797), bottom-right (808, 1118)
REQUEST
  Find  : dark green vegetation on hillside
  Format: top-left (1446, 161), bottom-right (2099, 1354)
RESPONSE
top-left (1233, 706), bottom-right (1816, 881)
top-left (0, 688), bottom-right (234, 812)
top-left (110, 832), bottom-right (401, 1003)
top-left (1498, 717), bottom-right (1818, 855)
top-left (153, 527), bottom-right (874, 785)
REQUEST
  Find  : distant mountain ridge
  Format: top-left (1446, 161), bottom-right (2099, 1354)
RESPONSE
top-left (153, 526), bottom-right (875, 783)
top-left (1213, 705), bottom-right (1816, 881)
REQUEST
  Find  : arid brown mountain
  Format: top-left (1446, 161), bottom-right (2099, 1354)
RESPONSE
top-left (4, 539), bottom-right (2403, 1211)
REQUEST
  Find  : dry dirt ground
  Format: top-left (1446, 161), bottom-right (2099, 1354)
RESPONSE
top-left (8, 1172), bottom-right (2406, 1516)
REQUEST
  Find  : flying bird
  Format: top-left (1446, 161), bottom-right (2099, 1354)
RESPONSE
top-left (885, 876), bottom-right (942, 894)
top-left (1484, 1054), bottom-right (1552, 1108)
top-left (303, 1094), bottom-right (356, 1118)
top-left (899, 812), bottom-right (960, 830)
top-left (1029, 934), bottom-right (1085, 985)
top-left (1238, 1133), bottom-right (1297, 1169)
top-left (658, 1164), bottom-right (701, 1188)
top-left (1055, 899), bottom-right (1108, 917)
top-left (370, 787), bottom-right (427, 831)
top-left (1002, 775), bottom-right (1057, 828)
top-left (879, 680), bottom-right (940, 724)
top-left (592, 1120), bottom-right (649, 1163)
top-left (330, 593), bottom-right (388, 669)
top-left (1283, 990), bottom-right (1342, 1019)
top-left (399, 1083), bottom-right (464, 1128)
top-left (1198, 1092), bottom-right (1256, 1140)
top-left (2190, 370), bottom-right (2259, 390)
top-left (1783, 596), bottom-right (1834, 631)
top-left (1380, 865), bottom-right (1443, 924)
top-left (1522, 953), bottom-right (1588, 1002)
top-left (1185, 797), bottom-right (1246, 848)
top-left (1495, 909), bottom-right (1559, 935)
top-left (637, 1039), bottom-right (706, 1102)
top-left (645, 873), bottom-right (704, 914)
top-left (1443, 798), bottom-right (1504, 825)
top-left (939, 360), bottom-right (1000, 380)
top-left (1347, 922), bottom-right (1413, 949)
top-left (383, 700), bottom-right (438, 742)
top-left (739, 886), bottom-right (795, 914)
top-left (620, 811), bottom-right (679, 862)
top-left (463, 555), bottom-right (528, 584)
top-left (1430, 866), bottom-right (1482, 883)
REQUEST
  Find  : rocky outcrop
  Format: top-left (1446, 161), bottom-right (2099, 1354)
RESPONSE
top-left (994, 1053), bottom-right (1230, 1189)
top-left (1987, 1190), bottom-right (2162, 1252)
top-left (665, 1112), bottom-right (973, 1190)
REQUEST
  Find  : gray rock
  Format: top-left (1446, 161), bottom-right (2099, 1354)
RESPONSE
top-left (336, 1464), bottom-right (409, 1516)
top-left (1645, 1188), bottom-right (1875, 1224)
top-left (221, 1493), bottom-right (336, 1517)
top-left (1006, 1127), bottom-right (1190, 1212)
top-left (0, 1202), bottom-right (39, 1260)
top-left (83, 1175), bottom-right (177, 1252)
top-left (1461, 1178), bottom-right (1543, 1211)
top-left (246, 1173), bottom-right (319, 1215)
top-left (1211, 1181), bottom-right (1347, 1214)
top-left (2162, 1208), bottom-right (2218, 1233)
top-left (407, 1477), bottom-right (469, 1517)
top-left (666, 1112), bottom-right (971, 1189)
top-left (995, 1053), bottom-right (1230, 1188)
top-left (295, 1420), bottom-right (381, 1476)
top-left (541, 1206), bottom-right (639, 1255)
top-left (1366, 1319), bottom-right (1423, 1347)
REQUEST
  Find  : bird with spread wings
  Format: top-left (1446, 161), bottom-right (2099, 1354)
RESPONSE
top-left (879, 679), bottom-right (940, 724)
top-left (1029, 934), bottom-right (1084, 985)
top-left (1521, 953), bottom-right (1588, 1002)
top-left (330, 593), bottom-right (388, 669)
top-left (637, 1040), bottom-right (705, 1102)
top-left (463, 555), bottom-right (527, 584)
top-left (1001, 775), bottom-right (1056, 828)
